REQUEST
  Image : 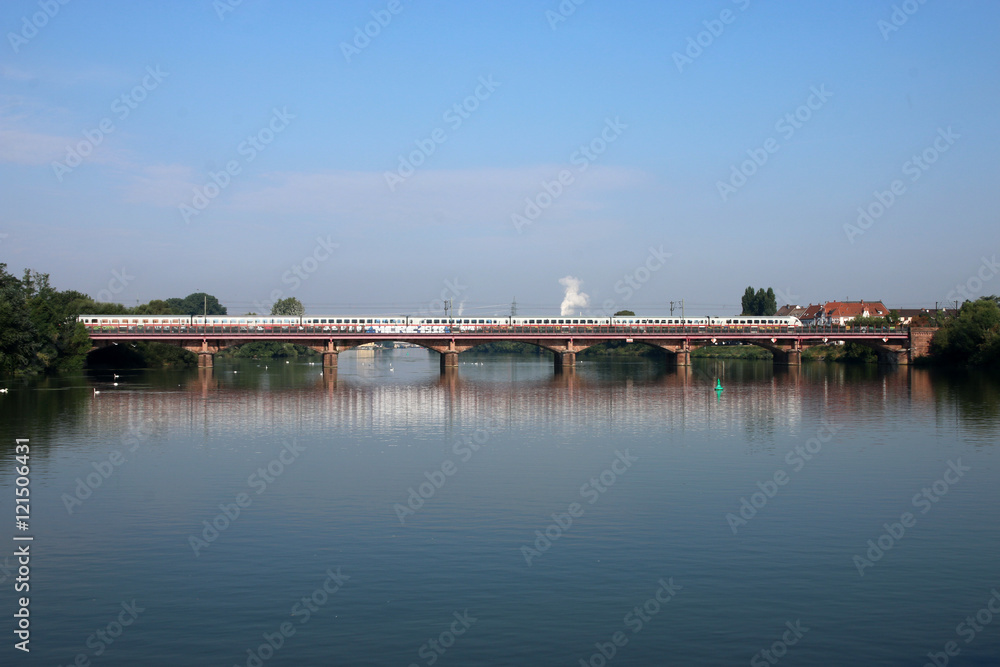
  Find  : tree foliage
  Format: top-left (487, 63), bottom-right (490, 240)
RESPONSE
top-left (930, 297), bottom-right (1000, 367)
top-left (165, 293), bottom-right (227, 316)
top-left (271, 297), bottom-right (305, 316)
top-left (741, 286), bottom-right (777, 316)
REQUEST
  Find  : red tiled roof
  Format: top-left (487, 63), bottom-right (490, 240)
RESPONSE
top-left (822, 301), bottom-right (889, 319)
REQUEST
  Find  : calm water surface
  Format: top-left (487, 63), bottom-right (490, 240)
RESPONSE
top-left (2, 350), bottom-right (999, 666)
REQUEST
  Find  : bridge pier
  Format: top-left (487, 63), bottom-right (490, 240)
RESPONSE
top-left (772, 349), bottom-right (801, 366)
top-left (440, 351), bottom-right (459, 370)
top-left (197, 352), bottom-right (214, 367)
top-left (672, 350), bottom-right (690, 366)
top-left (555, 351), bottom-right (576, 371)
top-left (322, 351), bottom-right (338, 368)
top-left (878, 348), bottom-right (909, 366)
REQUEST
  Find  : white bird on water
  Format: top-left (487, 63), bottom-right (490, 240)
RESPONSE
top-left (93, 388), bottom-right (100, 395)
top-left (0, 388), bottom-right (8, 393)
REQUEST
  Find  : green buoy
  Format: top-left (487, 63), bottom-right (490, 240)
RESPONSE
top-left (715, 379), bottom-right (724, 392)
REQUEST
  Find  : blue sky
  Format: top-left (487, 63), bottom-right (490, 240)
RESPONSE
top-left (1, 0), bottom-right (998, 316)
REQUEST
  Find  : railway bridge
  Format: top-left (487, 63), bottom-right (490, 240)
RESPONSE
top-left (85, 325), bottom-right (936, 371)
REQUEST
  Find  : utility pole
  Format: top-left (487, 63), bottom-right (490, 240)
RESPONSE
top-left (444, 299), bottom-right (451, 320)
top-left (681, 298), bottom-right (685, 320)
top-left (669, 301), bottom-right (675, 316)
top-left (511, 298), bottom-right (517, 317)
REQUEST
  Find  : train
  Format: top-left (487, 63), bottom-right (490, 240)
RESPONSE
top-left (77, 314), bottom-right (804, 334)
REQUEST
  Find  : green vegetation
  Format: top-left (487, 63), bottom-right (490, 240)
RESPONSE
top-left (271, 297), bottom-right (305, 316)
top-left (464, 341), bottom-right (548, 355)
top-left (222, 297), bottom-right (311, 358)
top-left (164, 293), bottom-right (227, 316)
top-left (0, 263), bottom-right (226, 374)
top-left (692, 344), bottom-right (773, 359)
top-left (579, 341), bottom-right (666, 358)
top-left (219, 341), bottom-right (317, 359)
top-left (0, 265), bottom-right (105, 374)
top-left (741, 286), bottom-right (777, 316)
top-left (803, 343), bottom-right (877, 363)
top-left (930, 297), bottom-right (1000, 369)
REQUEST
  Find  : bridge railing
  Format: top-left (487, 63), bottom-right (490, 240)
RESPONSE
top-left (82, 323), bottom-right (909, 337)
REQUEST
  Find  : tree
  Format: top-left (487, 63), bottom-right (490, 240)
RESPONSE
top-left (0, 264), bottom-right (40, 374)
top-left (930, 297), bottom-right (1000, 366)
top-left (614, 310), bottom-right (635, 316)
top-left (763, 288), bottom-right (777, 316)
top-left (133, 299), bottom-right (175, 315)
top-left (271, 297), bottom-right (305, 316)
top-left (741, 286), bottom-right (777, 316)
top-left (168, 293), bottom-right (226, 316)
top-left (741, 286), bottom-right (756, 315)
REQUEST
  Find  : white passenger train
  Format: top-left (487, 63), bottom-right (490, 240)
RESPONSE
top-left (78, 314), bottom-right (803, 334)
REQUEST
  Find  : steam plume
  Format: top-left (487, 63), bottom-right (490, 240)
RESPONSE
top-left (559, 276), bottom-right (590, 316)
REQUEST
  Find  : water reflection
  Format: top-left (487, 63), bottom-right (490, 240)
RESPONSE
top-left (3, 354), bottom-right (996, 459)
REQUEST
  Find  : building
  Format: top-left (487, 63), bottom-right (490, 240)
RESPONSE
top-left (815, 300), bottom-right (890, 325)
top-left (778, 301), bottom-right (891, 326)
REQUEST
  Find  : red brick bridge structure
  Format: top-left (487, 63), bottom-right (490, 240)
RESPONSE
top-left (86, 324), bottom-right (937, 371)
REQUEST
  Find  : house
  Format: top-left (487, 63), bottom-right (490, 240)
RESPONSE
top-left (815, 300), bottom-right (890, 326)
top-left (895, 307), bottom-right (955, 325)
top-left (776, 304), bottom-right (809, 318)
top-left (798, 304), bottom-right (824, 326)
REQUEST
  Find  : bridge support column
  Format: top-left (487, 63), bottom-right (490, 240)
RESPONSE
top-left (672, 350), bottom-right (690, 366)
top-left (878, 348), bottom-right (908, 366)
top-left (773, 349), bottom-right (801, 366)
top-left (555, 351), bottom-right (576, 371)
top-left (322, 351), bottom-right (338, 368)
top-left (440, 351), bottom-right (459, 370)
top-left (197, 352), bottom-right (214, 368)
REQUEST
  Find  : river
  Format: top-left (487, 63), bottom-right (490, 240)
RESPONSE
top-left (2, 350), bottom-right (998, 665)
